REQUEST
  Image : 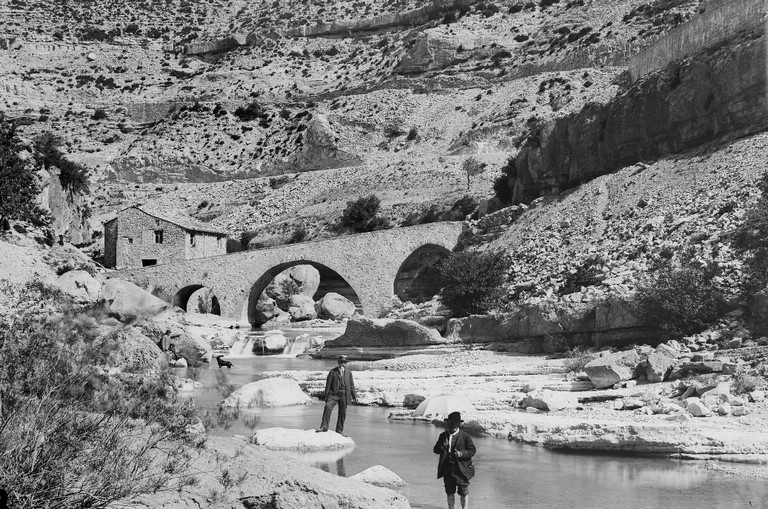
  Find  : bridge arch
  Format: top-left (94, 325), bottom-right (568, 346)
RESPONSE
top-left (243, 260), bottom-right (362, 325)
top-left (173, 284), bottom-right (221, 315)
top-left (394, 243), bottom-right (451, 304)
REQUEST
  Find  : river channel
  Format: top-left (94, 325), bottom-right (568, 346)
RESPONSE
top-left (184, 331), bottom-right (768, 509)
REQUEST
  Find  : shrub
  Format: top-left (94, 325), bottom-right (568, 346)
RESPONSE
top-left (732, 171), bottom-right (768, 291)
top-left (732, 371), bottom-right (764, 395)
top-left (92, 108), bottom-right (108, 120)
top-left (438, 250), bottom-right (509, 316)
top-left (288, 222), bottom-right (307, 244)
top-left (234, 101), bottom-right (263, 121)
top-left (0, 281), bottom-right (198, 508)
top-left (0, 116), bottom-right (48, 226)
top-left (462, 156), bottom-right (484, 191)
top-left (340, 194), bottom-right (387, 233)
top-left (406, 126), bottom-right (419, 141)
top-left (636, 252), bottom-right (727, 344)
top-left (563, 347), bottom-right (598, 372)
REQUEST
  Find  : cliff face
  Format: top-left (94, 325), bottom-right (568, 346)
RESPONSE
top-left (38, 168), bottom-right (92, 245)
top-left (512, 27), bottom-right (768, 202)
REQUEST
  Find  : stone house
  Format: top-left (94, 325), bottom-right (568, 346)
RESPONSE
top-left (103, 205), bottom-right (228, 269)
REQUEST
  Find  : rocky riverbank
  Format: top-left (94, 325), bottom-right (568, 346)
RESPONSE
top-left (267, 348), bottom-right (768, 473)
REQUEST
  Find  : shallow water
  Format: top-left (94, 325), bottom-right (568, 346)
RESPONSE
top-left (186, 355), bottom-right (768, 509)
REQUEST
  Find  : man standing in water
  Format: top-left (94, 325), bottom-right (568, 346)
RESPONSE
top-left (434, 411), bottom-right (476, 509)
top-left (316, 355), bottom-right (357, 435)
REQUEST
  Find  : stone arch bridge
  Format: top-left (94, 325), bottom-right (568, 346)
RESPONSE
top-left (110, 222), bottom-right (465, 322)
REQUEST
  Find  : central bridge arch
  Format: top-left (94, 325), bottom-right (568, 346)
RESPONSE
top-left (110, 222), bottom-right (465, 322)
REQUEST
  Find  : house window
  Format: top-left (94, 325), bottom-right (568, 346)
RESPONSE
top-left (124, 236), bottom-right (133, 244)
top-left (142, 259), bottom-right (157, 266)
top-left (190, 233), bottom-right (196, 246)
top-left (155, 219), bottom-right (160, 226)
top-left (154, 230), bottom-right (163, 244)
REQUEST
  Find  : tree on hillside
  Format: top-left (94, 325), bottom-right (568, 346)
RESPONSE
top-left (438, 249), bottom-right (510, 316)
top-left (34, 132), bottom-right (90, 194)
top-left (339, 194), bottom-right (390, 233)
top-left (462, 156), bottom-right (484, 191)
top-left (0, 116), bottom-right (47, 229)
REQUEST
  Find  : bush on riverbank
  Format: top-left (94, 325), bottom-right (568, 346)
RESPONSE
top-left (635, 250), bottom-right (726, 344)
top-left (0, 280), bottom-right (199, 508)
top-left (438, 249), bottom-right (509, 316)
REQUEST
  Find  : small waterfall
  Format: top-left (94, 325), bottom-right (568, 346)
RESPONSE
top-left (228, 334), bottom-right (257, 356)
top-left (281, 334), bottom-right (312, 357)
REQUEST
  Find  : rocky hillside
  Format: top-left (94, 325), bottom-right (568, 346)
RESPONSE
top-left (0, 0), bottom-right (712, 240)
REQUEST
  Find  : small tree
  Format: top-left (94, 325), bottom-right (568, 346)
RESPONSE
top-left (438, 250), bottom-right (509, 316)
top-left (636, 252), bottom-right (726, 344)
top-left (0, 116), bottom-right (47, 227)
top-left (462, 156), bottom-right (484, 191)
top-left (340, 194), bottom-right (387, 233)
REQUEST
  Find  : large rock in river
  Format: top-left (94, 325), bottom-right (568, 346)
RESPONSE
top-left (315, 292), bottom-right (356, 320)
top-left (266, 265), bottom-right (320, 310)
top-left (288, 294), bottom-right (317, 321)
top-left (252, 293), bottom-right (277, 326)
top-left (584, 350), bottom-right (642, 389)
top-left (251, 427), bottom-right (354, 450)
top-left (330, 315), bottom-right (447, 347)
top-left (221, 378), bottom-right (311, 408)
top-left (99, 327), bottom-right (166, 375)
top-left (102, 278), bottom-right (169, 322)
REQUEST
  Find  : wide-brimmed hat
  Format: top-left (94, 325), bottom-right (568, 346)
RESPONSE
top-left (446, 411), bottom-right (463, 422)
top-left (337, 355), bottom-right (349, 363)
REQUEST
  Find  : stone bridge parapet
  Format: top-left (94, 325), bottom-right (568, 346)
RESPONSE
top-left (110, 222), bottom-right (465, 321)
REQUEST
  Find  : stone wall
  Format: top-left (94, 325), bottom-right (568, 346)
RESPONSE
top-left (110, 222), bottom-right (465, 319)
top-left (629, 0), bottom-right (768, 81)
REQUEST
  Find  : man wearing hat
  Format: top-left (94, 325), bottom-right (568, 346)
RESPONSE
top-left (433, 411), bottom-right (476, 509)
top-left (316, 355), bottom-right (357, 435)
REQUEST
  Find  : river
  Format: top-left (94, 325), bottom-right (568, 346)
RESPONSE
top-left (185, 342), bottom-right (768, 508)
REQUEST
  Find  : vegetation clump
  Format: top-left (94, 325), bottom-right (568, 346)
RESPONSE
top-left (0, 281), bottom-right (199, 508)
top-left (339, 194), bottom-right (390, 233)
top-left (733, 171), bottom-right (768, 291)
top-left (493, 155), bottom-right (517, 206)
top-left (0, 116), bottom-right (48, 228)
top-left (560, 255), bottom-right (605, 295)
top-left (636, 249), bottom-right (727, 344)
top-left (438, 249), bottom-right (509, 316)
top-left (34, 132), bottom-right (90, 194)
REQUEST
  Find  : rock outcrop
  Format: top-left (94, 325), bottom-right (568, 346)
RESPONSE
top-left (111, 435), bottom-right (410, 509)
top-left (266, 265), bottom-right (320, 310)
top-left (221, 378), bottom-right (311, 408)
top-left (512, 28), bottom-right (768, 203)
top-left (288, 294), bottom-right (317, 321)
top-left (54, 269), bottom-right (102, 303)
top-left (522, 389), bottom-right (580, 412)
top-left (329, 315), bottom-right (448, 347)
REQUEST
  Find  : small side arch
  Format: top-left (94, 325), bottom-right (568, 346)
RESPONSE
top-left (393, 244), bottom-right (451, 304)
top-left (173, 284), bottom-right (221, 315)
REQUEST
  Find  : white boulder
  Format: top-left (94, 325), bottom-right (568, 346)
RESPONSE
top-left (251, 427), bottom-right (354, 450)
top-left (54, 270), bottom-right (102, 303)
top-left (221, 378), bottom-right (311, 408)
top-left (584, 350), bottom-right (641, 389)
top-left (315, 292), bottom-right (357, 320)
top-left (102, 278), bottom-right (169, 321)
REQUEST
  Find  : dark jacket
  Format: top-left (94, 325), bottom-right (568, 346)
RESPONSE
top-left (324, 365), bottom-right (356, 402)
top-left (434, 429), bottom-right (476, 480)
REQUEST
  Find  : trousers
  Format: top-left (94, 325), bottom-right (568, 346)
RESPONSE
top-left (320, 395), bottom-right (348, 433)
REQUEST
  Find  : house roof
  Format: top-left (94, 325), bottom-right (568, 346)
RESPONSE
top-left (108, 204), bottom-right (228, 236)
